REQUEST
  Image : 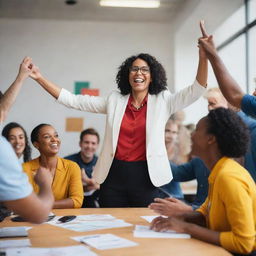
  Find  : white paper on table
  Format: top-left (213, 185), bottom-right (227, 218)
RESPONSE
top-left (0, 227), bottom-right (28, 238)
top-left (73, 233), bottom-right (138, 250)
top-left (133, 225), bottom-right (191, 239)
top-left (48, 214), bottom-right (115, 225)
top-left (0, 239), bottom-right (31, 248)
top-left (140, 216), bottom-right (159, 223)
top-left (5, 245), bottom-right (97, 256)
top-left (49, 216), bottom-right (132, 232)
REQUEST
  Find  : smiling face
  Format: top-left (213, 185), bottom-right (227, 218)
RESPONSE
top-left (79, 134), bottom-right (99, 162)
top-left (129, 58), bottom-right (151, 94)
top-left (33, 125), bottom-right (60, 156)
top-left (8, 127), bottom-right (26, 158)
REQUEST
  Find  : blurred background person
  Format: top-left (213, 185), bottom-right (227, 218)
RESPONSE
top-left (170, 111), bottom-right (192, 164)
top-left (2, 122), bottom-right (31, 163)
top-left (65, 128), bottom-right (100, 208)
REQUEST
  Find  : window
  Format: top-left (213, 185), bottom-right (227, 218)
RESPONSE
top-left (214, 0), bottom-right (256, 93)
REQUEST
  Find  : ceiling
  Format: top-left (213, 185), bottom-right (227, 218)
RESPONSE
top-left (0, 0), bottom-right (187, 23)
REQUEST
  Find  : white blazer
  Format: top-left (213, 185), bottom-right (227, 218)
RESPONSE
top-left (58, 80), bottom-right (205, 187)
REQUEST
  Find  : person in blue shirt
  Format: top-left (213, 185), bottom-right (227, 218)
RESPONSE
top-left (159, 118), bottom-right (184, 199)
top-left (65, 128), bottom-right (100, 207)
top-left (198, 23), bottom-right (256, 118)
top-left (0, 136), bottom-right (54, 223)
top-left (0, 57), bottom-right (54, 223)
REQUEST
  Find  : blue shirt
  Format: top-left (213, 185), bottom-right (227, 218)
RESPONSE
top-left (241, 94), bottom-right (256, 118)
top-left (237, 111), bottom-right (256, 182)
top-left (171, 157), bottom-right (210, 210)
top-left (160, 180), bottom-right (184, 199)
top-left (64, 152), bottom-right (98, 178)
top-left (0, 136), bottom-right (32, 201)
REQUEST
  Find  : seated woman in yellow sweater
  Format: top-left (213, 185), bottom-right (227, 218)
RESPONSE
top-left (151, 108), bottom-right (256, 256)
top-left (23, 124), bottom-right (83, 209)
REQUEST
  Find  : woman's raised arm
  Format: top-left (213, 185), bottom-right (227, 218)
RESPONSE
top-left (30, 64), bottom-right (61, 99)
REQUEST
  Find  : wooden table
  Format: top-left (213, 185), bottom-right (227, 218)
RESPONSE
top-left (0, 208), bottom-right (231, 256)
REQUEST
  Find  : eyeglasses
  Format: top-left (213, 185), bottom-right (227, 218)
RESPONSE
top-left (129, 66), bottom-right (150, 75)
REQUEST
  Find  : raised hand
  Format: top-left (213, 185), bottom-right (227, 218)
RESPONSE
top-left (198, 21), bottom-right (218, 58)
top-left (198, 20), bottom-right (209, 59)
top-left (199, 20), bottom-right (208, 38)
top-left (17, 57), bottom-right (33, 81)
top-left (29, 63), bottom-right (43, 81)
top-left (149, 197), bottom-right (192, 217)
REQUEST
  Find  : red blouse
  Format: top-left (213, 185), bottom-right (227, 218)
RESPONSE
top-left (115, 94), bottom-right (147, 161)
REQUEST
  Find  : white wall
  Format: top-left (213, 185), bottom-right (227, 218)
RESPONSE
top-left (0, 0), bottom-right (245, 157)
top-left (172, 0), bottom-right (244, 125)
top-left (0, 18), bottom-right (174, 157)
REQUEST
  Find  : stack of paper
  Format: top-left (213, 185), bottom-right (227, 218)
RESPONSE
top-left (0, 239), bottom-right (31, 248)
top-left (0, 227), bottom-right (28, 238)
top-left (72, 234), bottom-right (138, 250)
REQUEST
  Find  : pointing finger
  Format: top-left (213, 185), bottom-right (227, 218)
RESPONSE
top-left (200, 20), bottom-right (208, 37)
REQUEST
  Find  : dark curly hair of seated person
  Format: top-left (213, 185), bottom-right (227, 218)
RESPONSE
top-left (206, 108), bottom-right (250, 158)
top-left (116, 53), bottom-right (167, 95)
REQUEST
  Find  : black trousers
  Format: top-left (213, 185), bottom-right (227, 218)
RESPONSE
top-left (82, 190), bottom-right (100, 208)
top-left (233, 252), bottom-right (256, 256)
top-left (99, 158), bottom-right (161, 207)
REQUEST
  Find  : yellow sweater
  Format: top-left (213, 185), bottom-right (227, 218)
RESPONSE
top-left (197, 157), bottom-right (256, 254)
top-left (23, 157), bottom-right (83, 208)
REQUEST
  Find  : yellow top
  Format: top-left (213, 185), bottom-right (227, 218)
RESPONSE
top-left (22, 157), bottom-right (83, 208)
top-left (197, 157), bottom-right (256, 254)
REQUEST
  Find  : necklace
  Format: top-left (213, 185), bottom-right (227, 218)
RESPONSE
top-left (131, 102), bottom-right (144, 110)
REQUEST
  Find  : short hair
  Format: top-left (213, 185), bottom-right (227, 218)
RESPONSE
top-left (2, 122), bottom-right (31, 162)
top-left (80, 128), bottom-right (100, 143)
top-left (206, 108), bottom-right (249, 157)
top-left (31, 123), bottom-right (51, 144)
top-left (116, 53), bottom-right (167, 95)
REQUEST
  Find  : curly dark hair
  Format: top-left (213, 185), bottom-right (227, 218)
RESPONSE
top-left (116, 53), bottom-right (167, 95)
top-left (2, 122), bottom-right (31, 162)
top-left (31, 123), bottom-right (51, 144)
top-left (206, 108), bottom-right (250, 158)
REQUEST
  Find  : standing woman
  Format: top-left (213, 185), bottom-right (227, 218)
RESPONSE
top-left (2, 122), bottom-right (31, 163)
top-left (29, 23), bottom-right (208, 207)
top-left (151, 108), bottom-right (256, 256)
top-left (23, 124), bottom-right (83, 209)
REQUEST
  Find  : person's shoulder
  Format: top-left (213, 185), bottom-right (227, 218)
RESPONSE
top-left (64, 152), bottom-right (79, 161)
top-left (241, 94), bottom-right (256, 117)
top-left (60, 157), bottom-right (81, 170)
top-left (22, 158), bottom-right (39, 169)
top-left (0, 136), bottom-right (12, 152)
top-left (217, 159), bottom-right (249, 184)
top-left (108, 90), bottom-right (120, 96)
